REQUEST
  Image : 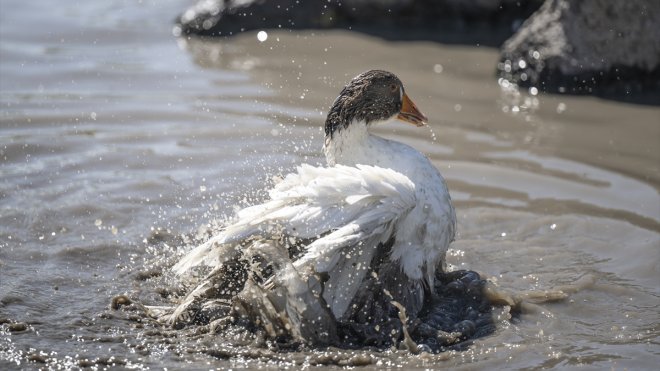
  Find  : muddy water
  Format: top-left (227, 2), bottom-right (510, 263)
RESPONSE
top-left (1, 0), bottom-right (659, 369)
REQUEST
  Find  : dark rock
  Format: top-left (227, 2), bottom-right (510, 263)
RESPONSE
top-left (498, 0), bottom-right (660, 97)
top-left (175, 0), bottom-right (543, 45)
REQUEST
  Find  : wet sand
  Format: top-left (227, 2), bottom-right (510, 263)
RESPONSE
top-left (1, 0), bottom-right (659, 369)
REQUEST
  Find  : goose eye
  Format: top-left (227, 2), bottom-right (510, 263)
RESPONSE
top-left (390, 84), bottom-right (398, 92)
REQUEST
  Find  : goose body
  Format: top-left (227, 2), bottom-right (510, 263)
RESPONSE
top-left (172, 70), bottom-right (456, 325)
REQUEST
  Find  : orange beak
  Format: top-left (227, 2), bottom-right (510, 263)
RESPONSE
top-left (397, 93), bottom-right (428, 127)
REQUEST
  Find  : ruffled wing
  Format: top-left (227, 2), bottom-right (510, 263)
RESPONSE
top-left (172, 164), bottom-right (417, 318)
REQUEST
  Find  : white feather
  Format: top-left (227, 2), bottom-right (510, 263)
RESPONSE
top-left (172, 164), bottom-right (418, 318)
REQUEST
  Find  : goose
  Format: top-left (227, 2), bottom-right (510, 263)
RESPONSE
top-left (170, 70), bottom-right (456, 339)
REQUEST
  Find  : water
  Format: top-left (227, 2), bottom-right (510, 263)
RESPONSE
top-left (1, 0), bottom-right (659, 369)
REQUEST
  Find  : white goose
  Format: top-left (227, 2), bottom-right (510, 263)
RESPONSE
top-left (172, 70), bottom-right (456, 330)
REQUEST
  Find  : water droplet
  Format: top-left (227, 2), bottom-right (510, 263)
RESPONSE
top-left (433, 64), bottom-right (443, 74)
top-left (428, 126), bottom-right (437, 143)
top-left (529, 87), bottom-right (538, 96)
top-left (518, 59), bottom-right (527, 69)
top-left (454, 104), bottom-right (462, 112)
top-left (500, 232), bottom-right (507, 237)
top-left (504, 63), bottom-right (511, 73)
top-left (94, 219), bottom-right (102, 227)
top-left (550, 223), bottom-right (557, 230)
top-left (257, 30), bottom-right (268, 42)
top-left (556, 102), bottom-right (566, 114)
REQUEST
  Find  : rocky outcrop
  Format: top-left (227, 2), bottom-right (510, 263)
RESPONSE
top-left (497, 0), bottom-right (660, 95)
top-left (175, 0), bottom-right (660, 98)
top-left (174, 0), bottom-right (543, 45)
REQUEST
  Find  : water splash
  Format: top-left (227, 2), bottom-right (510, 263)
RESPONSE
top-left (497, 77), bottom-right (540, 121)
